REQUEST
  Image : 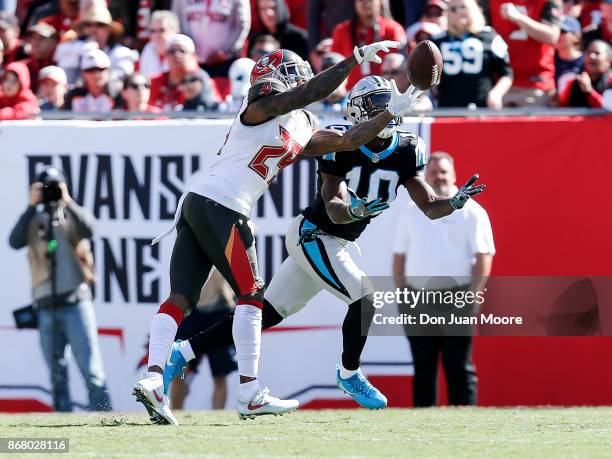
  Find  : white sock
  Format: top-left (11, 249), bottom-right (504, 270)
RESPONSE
top-left (147, 313), bottom-right (179, 370)
top-left (239, 379), bottom-right (259, 402)
top-left (178, 340), bottom-right (196, 361)
top-left (232, 304), bottom-right (262, 398)
top-left (339, 364), bottom-right (359, 380)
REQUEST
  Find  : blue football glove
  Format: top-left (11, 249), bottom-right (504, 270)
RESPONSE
top-left (450, 174), bottom-right (486, 210)
top-left (348, 195), bottom-right (390, 221)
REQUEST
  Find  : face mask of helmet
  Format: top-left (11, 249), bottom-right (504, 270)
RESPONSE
top-left (347, 89), bottom-right (399, 139)
top-left (275, 61), bottom-right (314, 88)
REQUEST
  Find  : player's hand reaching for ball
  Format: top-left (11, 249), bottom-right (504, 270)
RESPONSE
top-left (450, 174), bottom-right (486, 210)
top-left (353, 40), bottom-right (401, 65)
top-left (387, 82), bottom-right (424, 117)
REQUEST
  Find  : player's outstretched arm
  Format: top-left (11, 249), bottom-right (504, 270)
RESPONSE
top-left (243, 41), bottom-right (400, 124)
top-left (302, 83), bottom-right (424, 157)
top-left (404, 173), bottom-right (486, 220)
top-left (302, 110), bottom-right (395, 157)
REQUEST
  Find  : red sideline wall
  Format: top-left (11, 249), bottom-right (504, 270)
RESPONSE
top-left (429, 115), bottom-right (612, 406)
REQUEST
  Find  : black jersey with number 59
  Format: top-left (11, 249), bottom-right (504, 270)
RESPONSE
top-left (301, 128), bottom-right (427, 241)
top-left (432, 27), bottom-right (513, 107)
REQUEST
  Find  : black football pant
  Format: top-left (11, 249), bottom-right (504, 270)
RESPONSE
top-left (407, 335), bottom-right (477, 407)
top-left (170, 193), bottom-right (264, 309)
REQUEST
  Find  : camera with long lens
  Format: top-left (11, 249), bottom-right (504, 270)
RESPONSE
top-left (38, 166), bottom-right (66, 206)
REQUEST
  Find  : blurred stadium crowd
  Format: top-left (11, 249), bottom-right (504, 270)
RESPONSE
top-left (0, 0), bottom-right (610, 119)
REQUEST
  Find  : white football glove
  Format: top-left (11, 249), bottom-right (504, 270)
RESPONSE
top-left (387, 81), bottom-right (424, 117)
top-left (353, 40), bottom-right (401, 65)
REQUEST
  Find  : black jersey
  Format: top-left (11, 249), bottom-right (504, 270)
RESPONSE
top-left (301, 129), bottom-right (427, 241)
top-left (432, 27), bottom-right (513, 108)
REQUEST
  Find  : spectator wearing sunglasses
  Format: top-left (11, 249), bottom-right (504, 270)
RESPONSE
top-left (64, 48), bottom-right (119, 112)
top-left (433, 0), bottom-right (513, 109)
top-left (140, 10), bottom-right (180, 79)
top-left (555, 15), bottom-right (584, 94)
top-left (149, 34), bottom-right (201, 111)
top-left (119, 73), bottom-right (163, 115)
top-left (178, 69), bottom-right (219, 111)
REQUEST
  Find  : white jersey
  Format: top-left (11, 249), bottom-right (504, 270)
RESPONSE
top-left (190, 96), bottom-right (315, 216)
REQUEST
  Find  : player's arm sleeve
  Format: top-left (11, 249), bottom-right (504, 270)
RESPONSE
top-left (490, 32), bottom-right (513, 79)
top-left (406, 135), bottom-right (429, 178)
top-left (467, 209), bottom-right (496, 256)
top-left (540, 1), bottom-right (561, 26)
top-left (317, 152), bottom-right (351, 178)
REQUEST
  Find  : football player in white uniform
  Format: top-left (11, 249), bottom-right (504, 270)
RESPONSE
top-left (133, 44), bottom-right (426, 424)
top-left (161, 76), bottom-right (486, 415)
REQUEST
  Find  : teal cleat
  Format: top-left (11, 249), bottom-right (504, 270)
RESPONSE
top-left (336, 366), bottom-right (388, 409)
top-left (163, 340), bottom-right (187, 395)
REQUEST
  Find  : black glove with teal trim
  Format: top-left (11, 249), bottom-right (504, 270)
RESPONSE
top-left (450, 174), bottom-right (486, 210)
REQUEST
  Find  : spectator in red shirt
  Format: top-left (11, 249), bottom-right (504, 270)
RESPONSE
top-left (0, 61), bottom-right (40, 120)
top-left (559, 39), bottom-right (611, 107)
top-left (285, 0), bottom-right (307, 30)
top-left (149, 34), bottom-right (199, 111)
top-left (140, 10), bottom-right (180, 79)
top-left (331, 0), bottom-right (407, 89)
top-left (119, 73), bottom-right (163, 115)
top-left (22, 23), bottom-right (58, 93)
top-left (39, 0), bottom-right (80, 41)
top-left (490, 0), bottom-right (561, 107)
top-left (0, 12), bottom-right (30, 64)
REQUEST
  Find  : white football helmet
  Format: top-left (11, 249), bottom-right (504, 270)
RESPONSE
top-left (346, 76), bottom-right (400, 139)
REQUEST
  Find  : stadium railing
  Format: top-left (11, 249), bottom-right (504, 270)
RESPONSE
top-left (34, 107), bottom-right (610, 121)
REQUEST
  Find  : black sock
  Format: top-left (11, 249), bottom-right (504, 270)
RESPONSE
top-left (187, 299), bottom-right (284, 355)
top-left (341, 297), bottom-right (375, 371)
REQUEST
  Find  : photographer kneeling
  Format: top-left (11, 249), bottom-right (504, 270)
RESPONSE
top-left (9, 166), bottom-right (112, 412)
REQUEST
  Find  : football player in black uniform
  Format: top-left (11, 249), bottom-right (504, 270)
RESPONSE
top-left (162, 76), bottom-right (486, 412)
top-left (432, 0), bottom-right (513, 108)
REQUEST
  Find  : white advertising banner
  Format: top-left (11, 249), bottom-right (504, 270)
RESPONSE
top-left (0, 118), bottom-right (431, 411)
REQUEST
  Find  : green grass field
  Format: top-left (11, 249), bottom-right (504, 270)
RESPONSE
top-left (2, 408), bottom-right (612, 458)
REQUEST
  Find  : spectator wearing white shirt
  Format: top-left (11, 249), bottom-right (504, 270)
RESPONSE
top-left (172, 0), bottom-right (250, 77)
top-left (392, 152), bottom-right (495, 407)
top-left (139, 10), bottom-right (180, 79)
top-left (64, 48), bottom-right (117, 112)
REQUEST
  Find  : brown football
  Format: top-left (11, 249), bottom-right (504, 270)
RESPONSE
top-left (407, 40), bottom-right (443, 90)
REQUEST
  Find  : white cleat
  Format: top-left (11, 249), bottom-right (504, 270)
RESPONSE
top-left (133, 376), bottom-right (178, 425)
top-left (238, 387), bottom-right (299, 420)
